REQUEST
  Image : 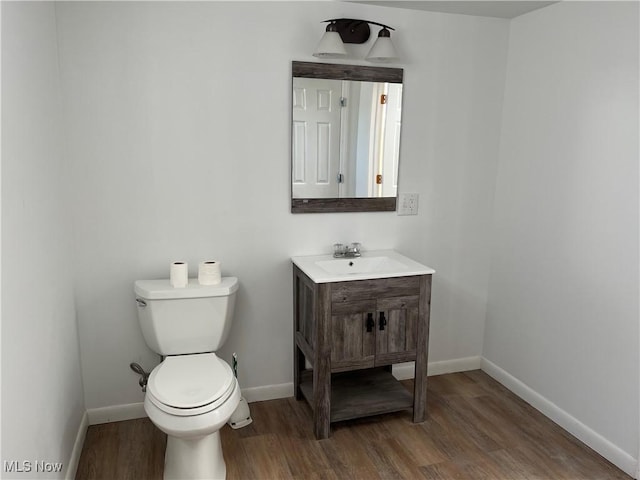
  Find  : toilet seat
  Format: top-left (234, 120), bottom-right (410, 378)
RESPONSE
top-left (147, 353), bottom-right (236, 417)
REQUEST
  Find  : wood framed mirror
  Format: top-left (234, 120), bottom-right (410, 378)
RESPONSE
top-left (291, 61), bottom-right (404, 213)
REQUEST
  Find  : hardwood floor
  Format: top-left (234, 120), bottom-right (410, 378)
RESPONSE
top-left (75, 370), bottom-right (631, 480)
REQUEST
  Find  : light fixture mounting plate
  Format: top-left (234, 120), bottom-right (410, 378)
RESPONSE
top-left (325, 19), bottom-right (371, 44)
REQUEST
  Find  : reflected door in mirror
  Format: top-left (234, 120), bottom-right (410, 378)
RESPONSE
top-left (292, 77), bottom-right (402, 200)
top-left (292, 78), bottom-right (342, 199)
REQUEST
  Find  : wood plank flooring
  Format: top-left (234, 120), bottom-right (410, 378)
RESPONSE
top-left (75, 370), bottom-right (631, 480)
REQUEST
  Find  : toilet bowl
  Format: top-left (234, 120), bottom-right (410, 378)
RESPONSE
top-left (134, 277), bottom-right (241, 480)
top-left (144, 354), bottom-right (240, 480)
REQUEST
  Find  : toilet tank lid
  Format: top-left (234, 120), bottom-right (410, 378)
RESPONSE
top-left (134, 277), bottom-right (238, 300)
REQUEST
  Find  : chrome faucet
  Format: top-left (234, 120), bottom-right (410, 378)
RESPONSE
top-left (333, 242), bottom-right (362, 258)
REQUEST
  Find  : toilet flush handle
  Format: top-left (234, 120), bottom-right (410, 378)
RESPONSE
top-left (136, 298), bottom-right (147, 308)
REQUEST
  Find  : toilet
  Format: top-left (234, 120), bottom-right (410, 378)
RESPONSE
top-left (134, 277), bottom-right (241, 480)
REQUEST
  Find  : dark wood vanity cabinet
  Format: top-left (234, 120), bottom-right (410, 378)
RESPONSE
top-left (293, 265), bottom-right (432, 439)
top-left (330, 279), bottom-right (420, 371)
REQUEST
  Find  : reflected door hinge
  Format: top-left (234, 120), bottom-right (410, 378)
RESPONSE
top-left (340, 97), bottom-right (347, 107)
top-left (376, 174), bottom-right (383, 184)
top-left (380, 94), bottom-right (387, 105)
top-left (337, 173), bottom-right (344, 184)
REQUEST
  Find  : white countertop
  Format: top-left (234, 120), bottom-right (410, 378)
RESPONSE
top-left (291, 249), bottom-right (435, 283)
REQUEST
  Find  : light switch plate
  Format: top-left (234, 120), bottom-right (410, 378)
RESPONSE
top-left (398, 193), bottom-right (419, 215)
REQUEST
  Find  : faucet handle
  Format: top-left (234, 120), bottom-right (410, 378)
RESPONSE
top-left (333, 243), bottom-right (346, 257)
top-left (350, 242), bottom-right (362, 256)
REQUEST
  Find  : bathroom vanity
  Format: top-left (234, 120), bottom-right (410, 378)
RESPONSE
top-left (291, 250), bottom-right (435, 439)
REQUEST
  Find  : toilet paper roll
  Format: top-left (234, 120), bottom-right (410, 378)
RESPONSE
top-left (170, 261), bottom-right (189, 288)
top-left (198, 261), bottom-right (221, 285)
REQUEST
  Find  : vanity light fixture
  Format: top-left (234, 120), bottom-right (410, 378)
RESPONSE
top-left (313, 18), bottom-right (398, 63)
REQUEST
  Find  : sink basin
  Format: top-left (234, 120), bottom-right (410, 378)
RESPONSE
top-left (291, 250), bottom-right (435, 283)
top-left (315, 256), bottom-right (408, 275)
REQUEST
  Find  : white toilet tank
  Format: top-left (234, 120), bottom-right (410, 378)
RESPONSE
top-left (134, 277), bottom-right (239, 356)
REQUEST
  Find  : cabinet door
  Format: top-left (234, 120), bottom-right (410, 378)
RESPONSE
top-left (330, 300), bottom-right (376, 372)
top-left (375, 295), bottom-right (419, 365)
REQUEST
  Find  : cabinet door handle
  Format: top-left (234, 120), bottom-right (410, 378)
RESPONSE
top-left (379, 311), bottom-right (387, 331)
top-left (366, 313), bottom-right (375, 333)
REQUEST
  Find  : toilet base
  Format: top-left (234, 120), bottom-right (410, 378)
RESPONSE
top-left (143, 360), bottom-right (241, 480)
top-left (164, 432), bottom-right (225, 480)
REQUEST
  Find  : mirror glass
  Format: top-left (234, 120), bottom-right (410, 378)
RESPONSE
top-left (291, 62), bottom-right (404, 213)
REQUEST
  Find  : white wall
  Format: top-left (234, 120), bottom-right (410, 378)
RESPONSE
top-left (4, 0), bottom-right (637, 476)
top-left (484, 0), bottom-right (639, 470)
top-left (54, 1), bottom-right (508, 409)
top-left (1, 2), bottom-right (85, 477)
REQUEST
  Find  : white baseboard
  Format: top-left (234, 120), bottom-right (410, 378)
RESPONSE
top-left (84, 385), bottom-right (295, 423)
top-left (393, 355), bottom-right (483, 380)
top-left (243, 357), bottom-right (483, 402)
top-left (84, 356), bottom-right (483, 422)
top-left (242, 382), bottom-right (294, 403)
top-left (481, 357), bottom-right (638, 478)
top-left (64, 411), bottom-right (89, 480)
top-left (429, 355), bottom-right (483, 376)
top-left (87, 402), bottom-right (146, 425)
